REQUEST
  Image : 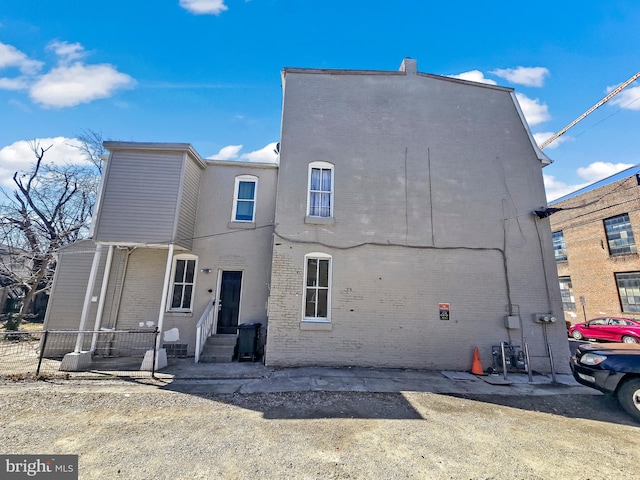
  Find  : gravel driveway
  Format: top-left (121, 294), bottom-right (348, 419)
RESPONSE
top-left (1, 379), bottom-right (638, 479)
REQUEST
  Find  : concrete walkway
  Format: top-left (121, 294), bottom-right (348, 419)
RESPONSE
top-left (155, 358), bottom-right (596, 396)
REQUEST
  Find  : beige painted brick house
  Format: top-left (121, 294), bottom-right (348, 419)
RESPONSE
top-left (44, 59), bottom-right (570, 373)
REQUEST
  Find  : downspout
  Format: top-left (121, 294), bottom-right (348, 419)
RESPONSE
top-left (156, 244), bottom-right (175, 351)
top-left (74, 243), bottom-right (103, 353)
top-left (90, 245), bottom-right (114, 352)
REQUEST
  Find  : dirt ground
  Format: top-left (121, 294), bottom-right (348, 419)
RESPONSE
top-left (0, 381), bottom-right (638, 479)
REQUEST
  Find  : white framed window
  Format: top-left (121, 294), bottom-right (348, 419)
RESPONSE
top-left (303, 252), bottom-right (332, 321)
top-left (232, 175), bottom-right (258, 222)
top-left (169, 255), bottom-right (197, 312)
top-left (307, 162), bottom-right (334, 218)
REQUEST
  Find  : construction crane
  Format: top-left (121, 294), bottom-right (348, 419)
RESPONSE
top-left (538, 71), bottom-right (640, 149)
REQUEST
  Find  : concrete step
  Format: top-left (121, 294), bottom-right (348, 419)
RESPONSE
top-left (199, 336), bottom-right (237, 363)
top-left (203, 344), bottom-right (235, 356)
top-left (206, 334), bottom-right (238, 347)
top-left (199, 353), bottom-right (235, 363)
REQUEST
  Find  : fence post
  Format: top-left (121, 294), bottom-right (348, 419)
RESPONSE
top-left (152, 329), bottom-right (158, 378)
top-left (36, 330), bottom-right (49, 377)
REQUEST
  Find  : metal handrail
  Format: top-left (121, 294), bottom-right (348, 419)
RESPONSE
top-left (194, 298), bottom-right (217, 364)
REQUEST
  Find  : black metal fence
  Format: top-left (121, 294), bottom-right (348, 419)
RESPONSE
top-left (0, 329), bottom-right (159, 378)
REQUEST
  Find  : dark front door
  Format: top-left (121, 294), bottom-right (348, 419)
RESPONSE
top-left (217, 271), bottom-right (242, 334)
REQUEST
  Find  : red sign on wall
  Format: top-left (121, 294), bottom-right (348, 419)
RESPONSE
top-left (439, 303), bottom-right (450, 321)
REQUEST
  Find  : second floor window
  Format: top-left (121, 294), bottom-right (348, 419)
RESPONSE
top-left (552, 231), bottom-right (567, 262)
top-left (307, 162), bottom-right (334, 218)
top-left (604, 214), bottom-right (637, 255)
top-left (232, 176), bottom-right (258, 222)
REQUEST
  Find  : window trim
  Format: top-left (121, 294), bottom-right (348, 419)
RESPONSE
top-left (615, 271), bottom-right (640, 313)
top-left (302, 252), bottom-right (332, 323)
top-left (231, 175), bottom-right (258, 223)
top-left (604, 213), bottom-right (637, 256)
top-left (306, 161), bottom-right (334, 219)
top-left (552, 230), bottom-right (567, 263)
top-left (168, 254), bottom-right (198, 313)
top-left (558, 276), bottom-right (575, 311)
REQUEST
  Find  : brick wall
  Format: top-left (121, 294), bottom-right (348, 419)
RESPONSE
top-left (551, 176), bottom-right (640, 323)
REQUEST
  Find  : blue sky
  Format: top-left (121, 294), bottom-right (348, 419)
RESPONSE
top-left (1, 0), bottom-right (639, 200)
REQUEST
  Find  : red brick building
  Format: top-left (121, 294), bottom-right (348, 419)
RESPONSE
top-left (549, 174), bottom-right (640, 325)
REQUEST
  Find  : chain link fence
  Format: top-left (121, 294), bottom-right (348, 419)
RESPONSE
top-left (0, 329), bottom-right (159, 379)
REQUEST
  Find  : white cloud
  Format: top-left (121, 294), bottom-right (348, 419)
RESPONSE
top-left (240, 142), bottom-right (278, 163)
top-left (47, 40), bottom-right (86, 65)
top-left (211, 144), bottom-right (243, 160)
top-left (29, 63), bottom-right (134, 108)
top-left (0, 137), bottom-right (90, 189)
top-left (515, 92), bottom-right (550, 126)
top-left (490, 67), bottom-right (549, 87)
top-left (0, 77), bottom-right (28, 90)
top-left (180, 0), bottom-right (228, 15)
top-left (608, 84), bottom-right (640, 111)
top-left (533, 131), bottom-right (571, 150)
top-left (448, 70), bottom-right (497, 85)
top-left (207, 142), bottom-right (278, 163)
top-left (0, 40), bottom-right (134, 108)
top-left (543, 174), bottom-right (589, 201)
top-left (0, 42), bottom-right (43, 74)
top-left (544, 161), bottom-right (634, 201)
top-left (576, 161), bottom-right (634, 182)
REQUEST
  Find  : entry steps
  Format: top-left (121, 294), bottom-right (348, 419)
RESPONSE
top-left (199, 334), bottom-right (237, 363)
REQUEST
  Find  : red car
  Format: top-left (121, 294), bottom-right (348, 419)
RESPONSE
top-left (569, 317), bottom-right (640, 344)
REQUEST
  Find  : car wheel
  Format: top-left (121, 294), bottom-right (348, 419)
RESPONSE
top-left (622, 336), bottom-right (638, 344)
top-left (617, 378), bottom-right (640, 422)
top-left (571, 330), bottom-right (584, 340)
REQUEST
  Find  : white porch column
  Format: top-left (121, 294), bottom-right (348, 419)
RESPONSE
top-left (90, 245), bottom-right (114, 352)
top-left (74, 243), bottom-right (103, 352)
top-left (143, 244), bottom-right (173, 371)
top-left (156, 243), bottom-right (174, 349)
top-left (60, 243), bottom-right (103, 371)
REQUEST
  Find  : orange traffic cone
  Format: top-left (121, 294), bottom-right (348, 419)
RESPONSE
top-left (471, 346), bottom-right (486, 375)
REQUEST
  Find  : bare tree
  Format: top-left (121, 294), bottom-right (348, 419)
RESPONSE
top-left (1, 135), bottom-right (102, 329)
top-left (75, 129), bottom-right (107, 174)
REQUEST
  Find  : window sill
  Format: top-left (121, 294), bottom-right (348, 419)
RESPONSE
top-left (300, 320), bottom-right (333, 331)
top-left (166, 311), bottom-right (193, 317)
top-left (228, 221), bottom-right (256, 229)
top-left (304, 216), bottom-right (335, 225)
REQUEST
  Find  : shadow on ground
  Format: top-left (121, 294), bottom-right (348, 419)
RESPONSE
top-left (450, 392), bottom-right (639, 427)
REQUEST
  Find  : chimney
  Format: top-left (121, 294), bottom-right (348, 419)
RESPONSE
top-left (399, 57), bottom-right (417, 74)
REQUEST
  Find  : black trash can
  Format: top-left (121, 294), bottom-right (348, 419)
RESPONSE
top-left (236, 322), bottom-right (261, 362)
